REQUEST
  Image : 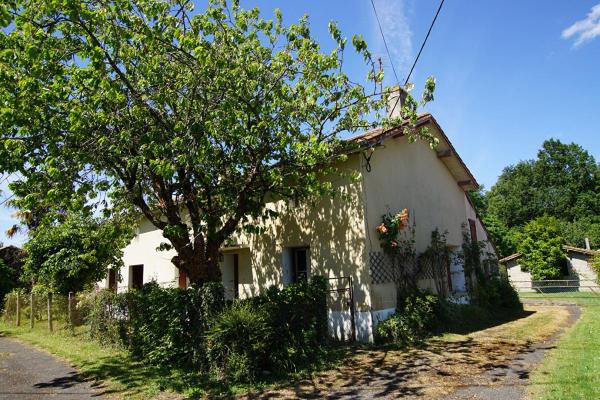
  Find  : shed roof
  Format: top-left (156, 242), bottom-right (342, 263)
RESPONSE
top-left (562, 245), bottom-right (600, 256)
top-left (499, 253), bottom-right (523, 264)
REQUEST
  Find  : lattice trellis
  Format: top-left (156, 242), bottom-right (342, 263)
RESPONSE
top-left (369, 251), bottom-right (395, 284)
top-left (416, 257), bottom-right (434, 280)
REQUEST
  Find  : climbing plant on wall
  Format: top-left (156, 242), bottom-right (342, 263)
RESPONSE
top-left (419, 229), bottom-right (452, 297)
top-left (376, 209), bottom-right (419, 296)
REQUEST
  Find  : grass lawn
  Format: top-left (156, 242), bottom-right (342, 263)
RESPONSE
top-left (522, 292), bottom-right (600, 400)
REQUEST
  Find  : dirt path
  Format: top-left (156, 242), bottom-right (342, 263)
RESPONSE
top-left (0, 334), bottom-right (102, 400)
top-left (447, 302), bottom-right (580, 400)
top-left (242, 303), bottom-right (580, 399)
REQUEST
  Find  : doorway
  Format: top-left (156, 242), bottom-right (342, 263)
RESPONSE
top-left (130, 264), bottom-right (144, 289)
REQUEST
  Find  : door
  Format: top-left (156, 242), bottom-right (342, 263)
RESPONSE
top-left (108, 269), bottom-right (117, 292)
top-left (130, 265), bottom-right (144, 289)
top-left (221, 253), bottom-right (236, 300)
top-left (449, 256), bottom-right (467, 293)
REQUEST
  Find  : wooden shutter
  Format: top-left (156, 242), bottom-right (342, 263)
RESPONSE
top-left (178, 270), bottom-right (187, 289)
top-left (468, 219), bottom-right (478, 242)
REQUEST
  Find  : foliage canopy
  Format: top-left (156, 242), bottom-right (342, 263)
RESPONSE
top-left (0, 0), bottom-right (435, 284)
top-left (517, 216), bottom-right (566, 280)
top-left (23, 213), bottom-right (133, 294)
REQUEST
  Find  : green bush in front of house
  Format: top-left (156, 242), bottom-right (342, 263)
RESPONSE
top-left (207, 276), bottom-right (328, 383)
top-left (473, 277), bottom-right (523, 311)
top-left (79, 281), bottom-right (225, 370)
top-left (77, 276), bottom-right (327, 383)
top-left (376, 291), bottom-right (440, 345)
top-left (376, 278), bottom-right (523, 346)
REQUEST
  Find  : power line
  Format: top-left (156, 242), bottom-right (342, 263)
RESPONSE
top-left (369, 0), bottom-right (400, 86)
top-left (404, 0), bottom-right (445, 85)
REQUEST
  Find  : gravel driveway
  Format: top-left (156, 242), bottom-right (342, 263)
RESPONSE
top-left (0, 335), bottom-right (102, 400)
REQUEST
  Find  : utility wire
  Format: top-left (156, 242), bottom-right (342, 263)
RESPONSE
top-left (404, 0), bottom-right (445, 85)
top-left (369, 0), bottom-right (400, 86)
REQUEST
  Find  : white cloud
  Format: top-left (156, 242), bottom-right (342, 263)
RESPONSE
top-left (370, 0), bottom-right (413, 82)
top-left (562, 4), bottom-right (600, 46)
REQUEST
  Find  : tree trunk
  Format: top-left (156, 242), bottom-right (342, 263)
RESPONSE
top-left (171, 244), bottom-right (222, 286)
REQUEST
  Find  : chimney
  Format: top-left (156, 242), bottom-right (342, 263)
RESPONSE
top-left (386, 85), bottom-right (408, 120)
top-left (585, 237), bottom-right (591, 250)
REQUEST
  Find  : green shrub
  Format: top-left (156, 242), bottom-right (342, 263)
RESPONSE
top-left (78, 281), bottom-right (225, 370)
top-left (125, 281), bottom-right (225, 369)
top-left (78, 289), bottom-right (128, 345)
top-left (74, 277), bottom-right (326, 383)
top-left (207, 302), bottom-right (272, 383)
top-left (206, 276), bottom-right (328, 383)
top-left (376, 291), bottom-right (439, 345)
top-left (474, 277), bottom-right (522, 311)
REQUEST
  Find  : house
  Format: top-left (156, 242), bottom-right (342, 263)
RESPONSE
top-left (501, 244), bottom-right (599, 292)
top-left (99, 96), bottom-right (496, 342)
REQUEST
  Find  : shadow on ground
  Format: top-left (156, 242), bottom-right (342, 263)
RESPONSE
top-left (243, 309), bottom-right (538, 399)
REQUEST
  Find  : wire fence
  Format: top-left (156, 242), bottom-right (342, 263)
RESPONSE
top-left (2, 290), bottom-right (85, 331)
top-left (511, 280), bottom-right (600, 296)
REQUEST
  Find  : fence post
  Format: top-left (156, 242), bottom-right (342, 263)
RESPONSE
top-left (16, 292), bottom-right (21, 327)
top-left (68, 292), bottom-right (74, 328)
top-left (47, 292), bottom-right (53, 333)
top-left (30, 292), bottom-right (34, 329)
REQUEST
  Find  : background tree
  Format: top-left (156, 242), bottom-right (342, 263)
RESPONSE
top-left (469, 139), bottom-right (600, 258)
top-left (23, 213), bottom-right (133, 294)
top-left (517, 216), bottom-right (566, 280)
top-left (558, 216), bottom-right (600, 250)
top-left (0, 0), bottom-right (436, 284)
top-left (0, 244), bottom-right (26, 309)
top-left (487, 139), bottom-right (600, 228)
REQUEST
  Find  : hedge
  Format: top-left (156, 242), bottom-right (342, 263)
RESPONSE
top-left (77, 276), bottom-right (328, 382)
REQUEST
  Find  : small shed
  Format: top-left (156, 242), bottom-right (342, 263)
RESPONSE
top-left (500, 245), bottom-right (599, 292)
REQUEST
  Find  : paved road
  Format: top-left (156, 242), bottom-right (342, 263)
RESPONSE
top-left (0, 335), bottom-right (102, 399)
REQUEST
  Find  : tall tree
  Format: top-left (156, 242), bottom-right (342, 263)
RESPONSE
top-left (0, 0), bottom-right (436, 284)
top-left (488, 139), bottom-right (600, 229)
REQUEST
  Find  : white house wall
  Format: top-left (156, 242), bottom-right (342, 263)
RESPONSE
top-left (361, 133), bottom-right (493, 312)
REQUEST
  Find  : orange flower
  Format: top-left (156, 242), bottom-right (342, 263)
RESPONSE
top-left (376, 223), bottom-right (387, 234)
top-left (400, 208), bottom-right (409, 222)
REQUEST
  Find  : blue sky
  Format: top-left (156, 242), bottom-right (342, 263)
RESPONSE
top-left (1, 1), bottom-right (599, 246)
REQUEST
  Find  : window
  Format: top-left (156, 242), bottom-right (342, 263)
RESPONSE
top-left (178, 270), bottom-right (187, 289)
top-left (108, 269), bottom-right (117, 292)
top-left (292, 247), bottom-right (309, 282)
top-left (130, 264), bottom-right (144, 289)
top-left (468, 219), bottom-right (478, 243)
